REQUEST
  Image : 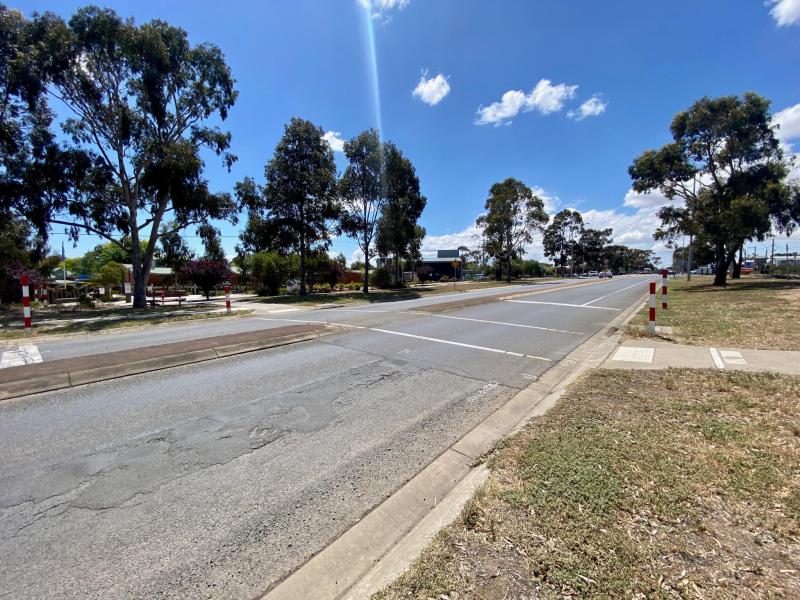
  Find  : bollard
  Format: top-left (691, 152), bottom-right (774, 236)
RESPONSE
top-left (21, 275), bottom-right (32, 334)
top-left (224, 285), bottom-right (231, 313)
top-left (660, 269), bottom-right (669, 310)
top-left (649, 280), bottom-right (656, 333)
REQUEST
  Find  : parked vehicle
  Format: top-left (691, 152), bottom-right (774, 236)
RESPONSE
top-left (599, 270), bottom-right (613, 278)
top-left (588, 270), bottom-right (599, 277)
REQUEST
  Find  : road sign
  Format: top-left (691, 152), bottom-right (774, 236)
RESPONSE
top-left (451, 260), bottom-right (459, 269)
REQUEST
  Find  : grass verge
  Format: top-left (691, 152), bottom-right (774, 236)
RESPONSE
top-left (627, 275), bottom-right (800, 350)
top-left (0, 308), bottom-right (252, 339)
top-left (375, 369), bottom-right (800, 599)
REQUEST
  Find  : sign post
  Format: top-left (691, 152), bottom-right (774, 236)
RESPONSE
top-left (451, 260), bottom-right (459, 292)
top-left (224, 285), bottom-right (231, 313)
top-left (21, 275), bottom-right (32, 334)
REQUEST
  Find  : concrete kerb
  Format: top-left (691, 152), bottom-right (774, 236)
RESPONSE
top-left (262, 287), bottom-right (647, 600)
top-left (0, 328), bottom-right (334, 401)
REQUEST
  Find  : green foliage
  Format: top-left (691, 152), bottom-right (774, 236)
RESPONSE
top-left (14, 6), bottom-right (240, 307)
top-left (543, 209), bottom-right (584, 275)
top-left (159, 222), bottom-right (194, 272)
top-left (576, 227), bottom-right (613, 271)
top-left (371, 267), bottom-right (392, 289)
top-left (477, 178), bottom-right (548, 282)
top-left (629, 93), bottom-right (799, 286)
top-left (249, 252), bottom-right (298, 296)
top-left (93, 261), bottom-right (126, 299)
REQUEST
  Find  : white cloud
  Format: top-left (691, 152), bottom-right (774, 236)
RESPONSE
top-left (359, 0), bottom-right (410, 21)
top-left (774, 102), bottom-right (800, 142)
top-left (773, 102), bottom-right (800, 181)
top-left (530, 185), bottom-right (560, 215)
top-left (421, 222), bottom-right (484, 258)
top-left (567, 95), bottom-right (608, 121)
top-left (622, 188), bottom-right (670, 209)
top-left (475, 78), bottom-right (578, 126)
top-left (412, 72), bottom-right (450, 106)
top-left (322, 130), bottom-right (345, 152)
top-left (768, 0), bottom-right (800, 26)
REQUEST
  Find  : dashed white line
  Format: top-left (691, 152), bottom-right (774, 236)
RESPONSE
top-left (505, 300), bottom-right (621, 311)
top-left (255, 317), bottom-right (551, 361)
top-left (404, 312), bottom-right (585, 335)
top-left (582, 280), bottom-right (646, 306)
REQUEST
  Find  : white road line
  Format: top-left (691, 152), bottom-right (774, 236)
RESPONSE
top-left (255, 317), bottom-right (552, 361)
top-left (0, 344), bottom-right (43, 369)
top-left (709, 347), bottom-right (725, 369)
top-left (267, 307), bottom-right (301, 314)
top-left (582, 280), bottom-right (646, 306)
top-left (405, 311), bottom-right (584, 335)
top-left (369, 328), bottom-right (552, 361)
top-left (505, 300), bottom-right (621, 311)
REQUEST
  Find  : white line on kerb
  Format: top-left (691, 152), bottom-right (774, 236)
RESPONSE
top-left (709, 347), bottom-right (725, 369)
top-left (255, 317), bottom-right (551, 361)
top-left (582, 280), bottom-right (646, 306)
top-left (505, 300), bottom-right (621, 311)
top-left (405, 311), bottom-right (584, 335)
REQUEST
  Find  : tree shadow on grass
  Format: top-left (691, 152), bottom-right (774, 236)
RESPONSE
top-left (683, 279), bottom-right (800, 294)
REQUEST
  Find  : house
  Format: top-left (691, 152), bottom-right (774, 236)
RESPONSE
top-left (419, 250), bottom-right (462, 281)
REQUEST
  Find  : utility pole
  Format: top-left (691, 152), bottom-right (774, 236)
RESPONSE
top-left (770, 238), bottom-right (775, 267)
top-left (687, 234), bottom-right (693, 281)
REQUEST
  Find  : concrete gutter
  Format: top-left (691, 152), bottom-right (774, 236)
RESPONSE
top-left (262, 287), bottom-right (646, 600)
top-left (0, 324), bottom-right (334, 401)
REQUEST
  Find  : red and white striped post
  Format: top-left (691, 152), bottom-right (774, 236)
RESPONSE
top-left (224, 284), bottom-right (231, 313)
top-left (660, 268), bottom-right (669, 310)
top-left (648, 280), bottom-right (657, 333)
top-left (21, 274), bottom-right (32, 334)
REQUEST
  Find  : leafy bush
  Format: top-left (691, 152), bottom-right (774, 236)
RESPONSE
top-left (249, 252), bottom-right (298, 296)
top-left (371, 267), bottom-right (392, 289)
top-left (181, 259), bottom-right (231, 299)
top-left (93, 261), bottom-right (127, 299)
top-left (416, 264), bottom-right (433, 283)
top-left (440, 275), bottom-right (450, 283)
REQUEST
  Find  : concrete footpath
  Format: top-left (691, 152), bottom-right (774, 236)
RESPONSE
top-left (0, 323), bottom-right (333, 401)
top-left (603, 340), bottom-right (800, 375)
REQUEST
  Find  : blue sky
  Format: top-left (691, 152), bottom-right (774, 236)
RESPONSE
top-left (16, 0), bottom-right (800, 263)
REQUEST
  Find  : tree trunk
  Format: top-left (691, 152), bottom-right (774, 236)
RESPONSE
top-left (712, 245), bottom-right (735, 286)
top-left (363, 248), bottom-right (370, 294)
top-left (506, 256), bottom-right (512, 283)
top-left (732, 245), bottom-right (743, 279)
top-left (299, 233), bottom-right (307, 296)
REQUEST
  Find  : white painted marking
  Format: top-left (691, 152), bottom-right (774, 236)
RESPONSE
top-left (369, 328), bottom-right (552, 361)
top-left (505, 300), bottom-right (621, 311)
top-left (405, 311), bottom-right (584, 335)
top-left (256, 317), bottom-right (552, 361)
top-left (582, 281), bottom-right (645, 306)
top-left (267, 307), bottom-right (300, 314)
top-left (709, 347), bottom-right (725, 369)
top-left (720, 350), bottom-right (747, 365)
top-left (522, 373), bottom-right (539, 380)
top-left (611, 346), bottom-right (655, 363)
top-left (0, 344), bottom-right (42, 368)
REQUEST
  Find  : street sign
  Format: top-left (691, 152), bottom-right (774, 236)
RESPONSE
top-left (451, 260), bottom-right (459, 269)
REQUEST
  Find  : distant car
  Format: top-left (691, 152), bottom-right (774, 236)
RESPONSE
top-left (588, 270), bottom-right (599, 277)
top-left (474, 273), bottom-right (489, 281)
top-left (285, 278), bottom-right (300, 294)
top-left (599, 270), bottom-right (613, 278)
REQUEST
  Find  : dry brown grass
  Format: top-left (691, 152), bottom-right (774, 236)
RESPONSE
top-left (375, 369), bottom-right (800, 599)
top-left (626, 276), bottom-right (800, 350)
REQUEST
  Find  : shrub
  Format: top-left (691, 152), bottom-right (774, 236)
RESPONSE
top-left (249, 252), bottom-right (298, 296)
top-left (371, 267), bottom-right (392, 289)
top-left (440, 275), bottom-right (450, 283)
top-left (93, 261), bottom-right (127, 299)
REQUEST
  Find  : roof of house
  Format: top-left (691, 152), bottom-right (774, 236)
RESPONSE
top-left (422, 257), bottom-right (462, 264)
top-left (122, 264), bottom-right (174, 275)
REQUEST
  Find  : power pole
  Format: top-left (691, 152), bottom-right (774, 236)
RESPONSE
top-left (770, 238), bottom-right (775, 267)
top-left (687, 234), bottom-right (693, 281)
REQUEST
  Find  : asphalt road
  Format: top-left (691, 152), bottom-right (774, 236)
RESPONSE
top-left (0, 276), bottom-right (648, 599)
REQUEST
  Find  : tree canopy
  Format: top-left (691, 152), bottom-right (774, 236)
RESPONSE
top-left (543, 209), bottom-right (584, 276)
top-left (629, 92), bottom-right (799, 285)
top-left (6, 6), bottom-right (240, 306)
top-left (476, 178), bottom-right (548, 282)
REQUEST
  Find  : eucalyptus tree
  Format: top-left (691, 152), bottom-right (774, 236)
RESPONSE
top-left (240, 118), bottom-right (339, 296)
top-left (477, 178), bottom-right (548, 282)
top-left (375, 142), bottom-right (426, 285)
top-left (629, 93), bottom-right (799, 286)
top-left (543, 209), bottom-right (584, 276)
top-left (26, 6), bottom-right (239, 307)
top-left (340, 129), bottom-right (385, 293)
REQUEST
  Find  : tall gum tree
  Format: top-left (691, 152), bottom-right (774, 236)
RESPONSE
top-left (629, 93), bottom-right (799, 286)
top-left (31, 7), bottom-right (239, 307)
top-left (477, 178), bottom-right (548, 282)
top-left (543, 209), bottom-right (584, 276)
top-left (340, 129), bottom-right (385, 293)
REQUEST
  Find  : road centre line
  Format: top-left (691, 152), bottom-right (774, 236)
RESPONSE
top-left (254, 317), bottom-right (551, 361)
top-left (404, 311), bottom-right (585, 335)
top-left (582, 280), bottom-right (647, 306)
top-left (505, 300), bottom-right (621, 311)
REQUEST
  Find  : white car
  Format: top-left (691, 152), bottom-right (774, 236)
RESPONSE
top-left (285, 279), bottom-right (300, 294)
top-left (587, 270), bottom-right (598, 277)
top-left (599, 270), bottom-right (613, 278)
